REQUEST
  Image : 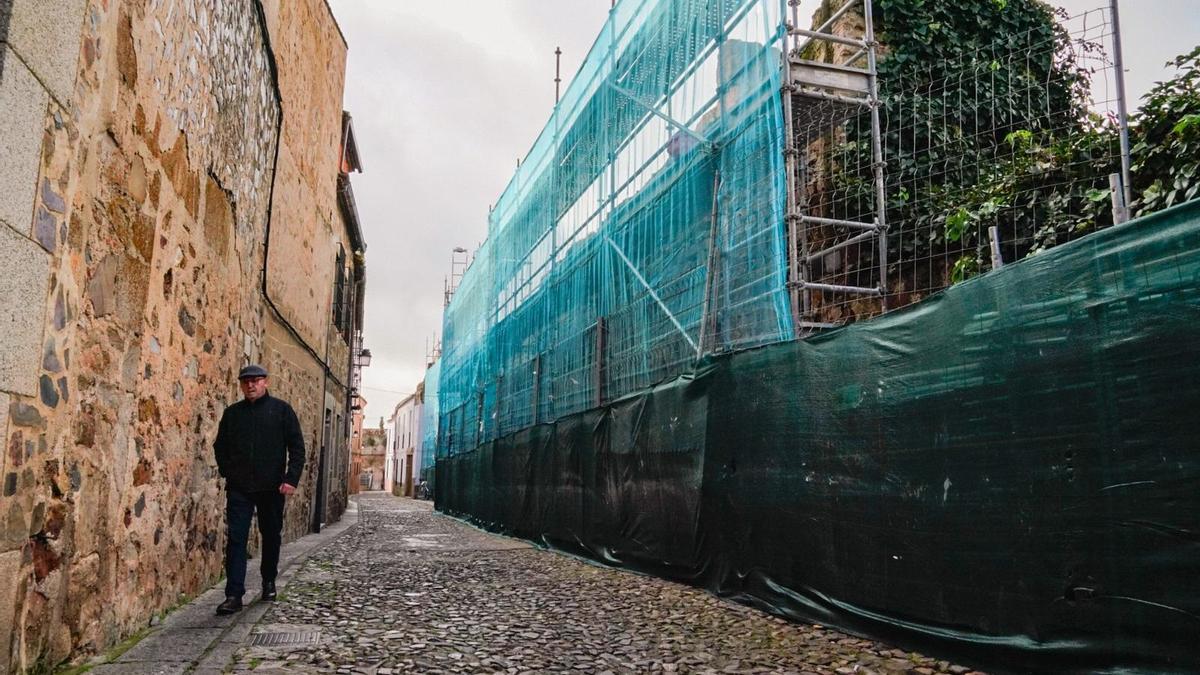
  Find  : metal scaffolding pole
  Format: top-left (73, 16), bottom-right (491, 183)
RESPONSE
top-left (783, 0), bottom-right (805, 328)
top-left (863, 0), bottom-right (888, 309)
top-left (783, 0), bottom-right (886, 331)
top-left (1110, 0), bottom-right (1134, 217)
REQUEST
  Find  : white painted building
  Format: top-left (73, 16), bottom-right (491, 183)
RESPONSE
top-left (385, 382), bottom-right (424, 496)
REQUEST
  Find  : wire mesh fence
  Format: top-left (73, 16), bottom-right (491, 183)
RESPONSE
top-left (790, 3), bottom-right (1124, 325)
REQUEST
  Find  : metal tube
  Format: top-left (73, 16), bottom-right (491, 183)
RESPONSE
top-left (698, 170), bottom-right (722, 357)
top-left (988, 225), bottom-right (1004, 269)
top-left (494, 372), bottom-right (504, 437)
top-left (594, 318), bottom-right (607, 407)
top-left (531, 354), bottom-right (541, 425)
top-left (1109, 173), bottom-right (1128, 224)
top-left (790, 28), bottom-right (867, 49)
top-left (474, 390), bottom-right (483, 449)
top-left (790, 280), bottom-right (882, 295)
top-left (551, 0), bottom-right (762, 251)
top-left (1110, 0), bottom-right (1134, 210)
top-left (608, 81), bottom-right (709, 145)
top-left (555, 47), bottom-right (562, 104)
top-left (813, 0), bottom-right (860, 36)
top-left (863, 0), bottom-right (889, 310)
top-left (791, 0), bottom-right (860, 57)
top-left (604, 235), bottom-right (699, 353)
top-left (781, 4), bottom-right (803, 331)
top-left (806, 228), bottom-right (880, 263)
top-left (797, 214), bottom-right (877, 230)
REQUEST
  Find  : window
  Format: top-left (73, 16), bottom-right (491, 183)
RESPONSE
top-left (332, 245), bottom-right (348, 333)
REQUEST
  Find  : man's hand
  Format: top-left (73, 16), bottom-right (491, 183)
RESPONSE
top-left (279, 483), bottom-right (296, 495)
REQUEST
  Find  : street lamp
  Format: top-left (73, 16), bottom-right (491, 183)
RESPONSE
top-left (356, 348), bottom-right (372, 368)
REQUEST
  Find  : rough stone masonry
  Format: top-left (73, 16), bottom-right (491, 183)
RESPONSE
top-left (0, 0), bottom-right (363, 671)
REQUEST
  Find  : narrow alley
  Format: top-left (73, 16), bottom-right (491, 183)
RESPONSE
top-left (92, 493), bottom-right (980, 674)
top-left (1, 0), bottom-right (1196, 671)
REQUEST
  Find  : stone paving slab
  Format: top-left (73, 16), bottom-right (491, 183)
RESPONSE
top-left (77, 500), bottom-right (360, 673)
top-left (87, 662), bottom-right (189, 675)
top-left (161, 589), bottom-right (246, 629)
top-left (117, 628), bottom-right (228, 663)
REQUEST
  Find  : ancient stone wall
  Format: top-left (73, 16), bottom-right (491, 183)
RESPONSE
top-left (0, 0), bottom-right (359, 670)
top-left (260, 0), bottom-right (351, 353)
top-left (257, 0), bottom-right (354, 537)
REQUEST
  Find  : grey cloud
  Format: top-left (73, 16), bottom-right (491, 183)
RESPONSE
top-left (330, 0), bottom-right (1196, 421)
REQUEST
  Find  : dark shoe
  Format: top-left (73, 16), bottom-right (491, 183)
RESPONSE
top-left (215, 596), bottom-right (243, 615)
top-left (261, 581), bottom-right (276, 602)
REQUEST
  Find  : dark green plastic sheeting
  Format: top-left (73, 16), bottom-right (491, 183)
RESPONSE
top-left (437, 199), bottom-right (1200, 673)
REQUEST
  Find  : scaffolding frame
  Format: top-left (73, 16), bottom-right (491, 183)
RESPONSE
top-left (438, 0), bottom-right (794, 451)
top-left (782, 0), bottom-right (887, 335)
top-left (436, 0), bottom-right (1136, 457)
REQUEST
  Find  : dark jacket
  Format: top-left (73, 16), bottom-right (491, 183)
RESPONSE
top-left (214, 393), bottom-right (305, 493)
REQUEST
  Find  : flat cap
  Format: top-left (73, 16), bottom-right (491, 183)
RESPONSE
top-left (237, 364), bottom-right (268, 380)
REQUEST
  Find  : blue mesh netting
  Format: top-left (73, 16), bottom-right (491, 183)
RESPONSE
top-left (420, 359), bottom-right (440, 482)
top-left (439, 0), bottom-right (791, 453)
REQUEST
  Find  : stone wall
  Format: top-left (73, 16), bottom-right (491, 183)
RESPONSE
top-left (358, 428), bottom-right (386, 491)
top-left (0, 0), bottom-right (360, 670)
top-left (261, 0), bottom-right (350, 353)
top-left (258, 0), bottom-right (354, 536)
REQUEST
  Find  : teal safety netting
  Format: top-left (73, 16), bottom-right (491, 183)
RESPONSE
top-left (439, 0), bottom-right (792, 453)
top-left (419, 360), bottom-right (440, 484)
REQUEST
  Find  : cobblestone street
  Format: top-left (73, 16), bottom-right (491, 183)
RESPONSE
top-left (228, 493), bottom-right (981, 675)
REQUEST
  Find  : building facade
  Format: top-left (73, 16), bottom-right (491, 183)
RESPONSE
top-left (347, 394), bottom-right (365, 495)
top-left (358, 424), bottom-right (386, 492)
top-left (385, 383), bottom-right (424, 497)
top-left (0, 0), bottom-right (364, 670)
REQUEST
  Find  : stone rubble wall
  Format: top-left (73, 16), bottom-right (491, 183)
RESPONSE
top-left (261, 0), bottom-right (351, 355)
top-left (0, 0), bottom-right (356, 671)
top-left (257, 0), bottom-right (354, 538)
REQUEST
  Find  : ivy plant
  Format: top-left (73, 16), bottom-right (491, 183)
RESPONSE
top-left (822, 0), bottom-right (1119, 289)
top-left (1130, 46), bottom-right (1200, 217)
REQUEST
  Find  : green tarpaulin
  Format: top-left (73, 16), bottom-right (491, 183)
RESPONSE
top-left (438, 199), bottom-right (1200, 672)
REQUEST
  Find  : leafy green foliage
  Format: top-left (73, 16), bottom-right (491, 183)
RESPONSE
top-left (950, 254), bottom-right (980, 284)
top-left (829, 0), bottom-right (1119, 288)
top-left (1130, 46), bottom-right (1200, 217)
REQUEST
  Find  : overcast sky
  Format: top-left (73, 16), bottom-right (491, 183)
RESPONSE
top-left (327, 0), bottom-right (1199, 425)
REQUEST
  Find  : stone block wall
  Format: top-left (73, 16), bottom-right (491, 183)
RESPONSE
top-left (257, 0), bottom-right (354, 538)
top-left (261, 0), bottom-right (351, 354)
top-left (0, 0), bottom-right (360, 670)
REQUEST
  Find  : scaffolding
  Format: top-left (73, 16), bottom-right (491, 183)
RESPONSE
top-left (786, 1), bottom-right (1126, 324)
top-left (782, 0), bottom-right (887, 332)
top-left (438, 0), bottom-right (793, 455)
top-left (437, 0), bottom-right (1130, 456)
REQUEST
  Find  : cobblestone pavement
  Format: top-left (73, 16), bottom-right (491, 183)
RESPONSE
top-left (230, 493), bottom-right (982, 675)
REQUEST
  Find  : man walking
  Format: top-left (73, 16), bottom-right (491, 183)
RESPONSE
top-left (213, 364), bottom-right (305, 615)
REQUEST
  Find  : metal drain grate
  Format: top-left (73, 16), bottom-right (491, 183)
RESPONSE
top-left (248, 631), bottom-right (321, 647)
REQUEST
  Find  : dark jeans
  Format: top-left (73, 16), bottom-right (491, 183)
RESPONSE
top-left (224, 488), bottom-right (285, 598)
